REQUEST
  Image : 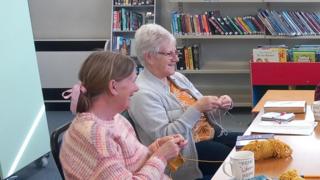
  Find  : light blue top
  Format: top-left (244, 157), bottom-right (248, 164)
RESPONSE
top-left (129, 69), bottom-right (221, 179)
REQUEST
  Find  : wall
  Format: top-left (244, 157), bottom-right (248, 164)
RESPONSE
top-left (0, 0), bottom-right (50, 178)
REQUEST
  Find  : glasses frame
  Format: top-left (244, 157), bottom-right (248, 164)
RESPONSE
top-left (155, 50), bottom-right (179, 57)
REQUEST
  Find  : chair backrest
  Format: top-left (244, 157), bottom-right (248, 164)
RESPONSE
top-left (50, 122), bottom-right (71, 180)
top-left (315, 83), bottom-right (320, 101)
top-left (121, 110), bottom-right (140, 141)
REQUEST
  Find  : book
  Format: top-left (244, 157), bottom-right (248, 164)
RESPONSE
top-left (119, 37), bottom-right (130, 56)
top-left (176, 46), bottom-right (186, 70)
top-left (192, 44), bottom-right (200, 70)
top-left (253, 48), bottom-right (280, 62)
top-left (293, 51), bottom-right (316, 62)
top-left (261, 112), bottom-right (295, 122)
top-left (264, 101), bottom-right (306, 113)
top-left (236, 134), bottom-right (274, 150)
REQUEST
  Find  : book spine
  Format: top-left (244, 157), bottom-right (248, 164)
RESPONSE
top-left (227, 16), bottom-right (244, 35)
top-left (288, 11), bottom-right (306, 35)
top-left (304, 12), bottom-right (320, 34)
top-left (223, 17), bottom-right (239, 35)
top-left (181, 14), bottom-right (186, 35)
top-left (257, 10), bottom-right (277, 35)
top-left (282, 11), bottom-right (302, 35)
top-left (278, 12), bottom-right (296, 36)
top-left (190, 15), bottom-right (195, 35)
top-left (251, 15), bottom-right (265, 34)
top-left (263, 9), bottom-right (283, 35)
top-left (237, 17), bottom-right (251, 34)
top-left (208, 17), bottom-right (224, 35)
top-left (192, 44), bottom-right (200, 70)
top-left (184, 47), bottom-right (190, 70)
top-left (193, 15), bottom-right (200, 35)
top-left (270, 10), bottom-right (289, 35)
top-left (213, 16), bottom-right (228, 35)
top-left (300, 12), bottom-right (318, 34)
top-left (197, 14), bottom-right (205, 35)
top-left (187, 46), bottom-right (194, 70)
top-left (176, 46), bottom-right (186, 70)
top-left (243, 16), bottom-right (257, 34)
top-left (295, 11), bottom-right (314, 35)
top-left (171, 12), bottom-right (178, 35)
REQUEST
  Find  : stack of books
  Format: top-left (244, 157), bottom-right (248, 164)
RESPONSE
top-left (264, 101), bottom-right (306, 113)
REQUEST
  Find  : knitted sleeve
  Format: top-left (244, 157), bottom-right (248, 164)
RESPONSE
top-left (90, 140), bottom-right (168, 179)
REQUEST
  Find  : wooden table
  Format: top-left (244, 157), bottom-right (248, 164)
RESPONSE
top-left (212, 90), bottom-right (320, 180)
top-left (252, 90), bottom-right (315, 113)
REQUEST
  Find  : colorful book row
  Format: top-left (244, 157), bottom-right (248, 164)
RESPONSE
top-left (171, 10), bottom-right (265, 36)
top-left (113, 8), bottom-right (144, 31)
top-left (172, 9), bottom-right (320, 36)
top-left (252, 45), bottom-right (320, 62)
top-left (258, 9), bottom-right (320, 36)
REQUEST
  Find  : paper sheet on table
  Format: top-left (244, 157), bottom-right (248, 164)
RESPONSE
top-left (251, 121), bottom-right (318, 135)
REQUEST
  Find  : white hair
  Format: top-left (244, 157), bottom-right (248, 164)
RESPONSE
top-left (134, 24), bottom-right (176, 66)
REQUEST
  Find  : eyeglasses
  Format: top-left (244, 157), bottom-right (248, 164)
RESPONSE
top-left (156, 50), bottom-right (179, 57)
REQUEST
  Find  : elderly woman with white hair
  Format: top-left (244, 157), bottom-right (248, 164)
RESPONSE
top-left (128, 24), bottom-right (241, 180)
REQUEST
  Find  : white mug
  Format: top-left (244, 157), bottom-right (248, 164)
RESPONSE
top-left (223, 151), bottom-right (255, 180)
top-left (311, 101), bottom-right (320, 121)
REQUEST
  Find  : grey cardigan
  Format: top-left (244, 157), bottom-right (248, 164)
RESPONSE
top-left (129, 69), bottom-right (221, 180)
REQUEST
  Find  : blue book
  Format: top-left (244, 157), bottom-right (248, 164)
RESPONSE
top-left (236, 134), bottom-right (274, 150)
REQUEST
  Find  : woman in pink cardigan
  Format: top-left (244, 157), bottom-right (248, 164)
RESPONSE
top-left (60, 51), bottom-right (187, 180)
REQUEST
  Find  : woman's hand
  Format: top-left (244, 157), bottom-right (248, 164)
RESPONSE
top-left (219, 95), bottom-right (233, 110)
top-left (193, 96), bottom-right (221, 112)
top-left (157, 134), bottom-right (188, 148)
top-left (154, 138), bottom-right (181, 161)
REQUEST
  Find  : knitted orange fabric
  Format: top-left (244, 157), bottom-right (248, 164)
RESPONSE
top-left (169, 81), bottom-right (214, 142)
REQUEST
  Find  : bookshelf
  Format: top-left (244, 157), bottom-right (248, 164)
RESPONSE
top-left (167, 0), bottom-right (320, 107)
top-left (111, 0), bottom-right (157, 56)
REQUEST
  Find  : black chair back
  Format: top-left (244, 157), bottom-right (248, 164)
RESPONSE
top-left (121, 110), bottom-right (140, 141)
top-left (50, 122), bottom-right (71, 180)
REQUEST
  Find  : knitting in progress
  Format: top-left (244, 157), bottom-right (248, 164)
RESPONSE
top-left (240, 139), bottom-right (292, 160)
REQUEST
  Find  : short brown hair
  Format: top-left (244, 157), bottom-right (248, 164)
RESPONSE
top-left (77, 51), bottom-right (135, 112)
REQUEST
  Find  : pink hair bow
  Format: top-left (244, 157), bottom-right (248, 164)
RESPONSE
top-left (62, 82), bottom-right (87, 114)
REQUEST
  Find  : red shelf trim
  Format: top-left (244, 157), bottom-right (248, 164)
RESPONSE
top-left (251, 62), bottom-right (320, 85)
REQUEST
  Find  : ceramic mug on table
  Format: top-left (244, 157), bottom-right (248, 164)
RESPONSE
top-left (223, 150), bottom-right (255, 180)
top-left (312, 101), bottom-right (320, 121)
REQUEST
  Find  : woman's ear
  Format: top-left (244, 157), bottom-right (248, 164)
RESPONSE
top-left (144, 52), bottom-right (153, 65)
top-left (108, 80), bottom-right (118, 96)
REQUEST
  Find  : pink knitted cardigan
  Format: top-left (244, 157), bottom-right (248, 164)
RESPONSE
top-left (60, 113), bottom-right (170, 180)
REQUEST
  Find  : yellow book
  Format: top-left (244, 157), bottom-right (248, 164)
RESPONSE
top-left (188, 47), bottom-right (194, 70)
